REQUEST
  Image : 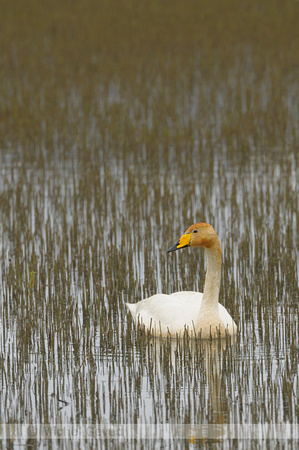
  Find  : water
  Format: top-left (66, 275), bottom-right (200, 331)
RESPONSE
top-left (0, 1), bottom-right (298, 447)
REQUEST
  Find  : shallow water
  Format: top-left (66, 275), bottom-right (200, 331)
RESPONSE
top-left (0, 1), bottom-right (298, 448)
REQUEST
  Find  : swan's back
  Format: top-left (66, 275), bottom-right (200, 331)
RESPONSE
top-left (126, 292), bottom-right (202, 336)
top-left (127, 291), bottom-right (202, 328)
top-left (127, 291), bottom-right (235, 337)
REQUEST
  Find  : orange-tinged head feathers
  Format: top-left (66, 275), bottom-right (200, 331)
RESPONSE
top-left (167, 222), bottom-right (220, 253)
top-left (184, 222), bottom-right (212, 234)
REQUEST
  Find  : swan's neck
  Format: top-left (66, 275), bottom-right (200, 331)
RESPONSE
top-left (200, 240), bottom-right (222, 315)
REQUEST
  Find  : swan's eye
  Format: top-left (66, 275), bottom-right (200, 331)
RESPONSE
top-left (193, 230), bottom-right (198, 234)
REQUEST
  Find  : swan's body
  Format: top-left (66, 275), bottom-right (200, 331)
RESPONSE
top-left (126, 223), bottom-right (237, 339)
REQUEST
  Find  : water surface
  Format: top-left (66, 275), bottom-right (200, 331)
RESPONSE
top-left (0, 1), bottom-right (298, 447)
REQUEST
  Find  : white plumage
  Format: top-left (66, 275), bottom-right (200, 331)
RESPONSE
top-left (126, 223), bottom-right (237, 339)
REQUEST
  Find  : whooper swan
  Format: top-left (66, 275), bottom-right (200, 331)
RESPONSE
top-left (126, 222), bottom-right (237, 339)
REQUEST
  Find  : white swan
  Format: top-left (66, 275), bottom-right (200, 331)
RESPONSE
top-left (126, 222), bottom-right (237, 339)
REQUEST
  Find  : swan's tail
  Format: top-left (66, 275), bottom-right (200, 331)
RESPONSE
top-left (126, 303), bottom-right (137, 319)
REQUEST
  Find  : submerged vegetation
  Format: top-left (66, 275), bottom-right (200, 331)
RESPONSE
top-left (0, 0), bottom-right (298, 447)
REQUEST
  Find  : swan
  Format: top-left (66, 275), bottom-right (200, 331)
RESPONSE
top-left (126, 222), bottom-right (237, 339)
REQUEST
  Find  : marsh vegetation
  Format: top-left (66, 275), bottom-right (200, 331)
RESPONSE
top-left (0, 0), bottom-right (298, 447)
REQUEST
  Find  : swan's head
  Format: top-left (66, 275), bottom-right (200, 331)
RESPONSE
top-left (167, 223), bottom-right (218, 253)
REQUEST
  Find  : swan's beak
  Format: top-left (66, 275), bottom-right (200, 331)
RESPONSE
top-left (167, 233), bottom-right (191, 253)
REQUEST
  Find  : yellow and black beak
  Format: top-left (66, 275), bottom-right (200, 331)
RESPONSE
top-left (167, 233), bottom-right (192, 253)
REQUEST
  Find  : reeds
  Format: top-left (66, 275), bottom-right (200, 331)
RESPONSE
top-left (0, 0), bottom-right (298, 447)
